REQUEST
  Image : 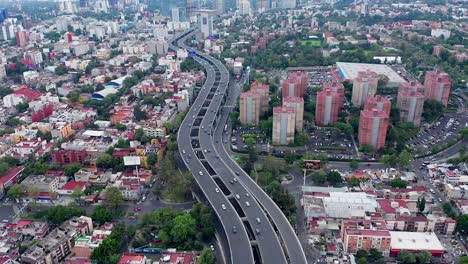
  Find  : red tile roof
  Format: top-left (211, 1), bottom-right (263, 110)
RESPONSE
top-left (13, 88), bottom-right (42, 102)
top-left (61, 181), bottom-right (86, 191)
top-left (0, 166), bottom-right (24, 186)
top-left (118, 253), bottom-right (145, 264)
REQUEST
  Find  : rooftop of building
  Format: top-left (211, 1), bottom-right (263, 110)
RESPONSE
top-left (389, 231), bottom-right (444, 251)
top-left (336, 62), bottom-right (406, 84)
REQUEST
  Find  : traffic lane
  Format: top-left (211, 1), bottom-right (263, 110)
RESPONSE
top-left (177, 60), bottom-right (253, 263)
top-left (208, 149), bottom-right (287, 264)
top-left (214, 92), bottom-right (308, 263)
top-left (198, 98), bottom-right (288, 263)
top-left (197, 74), bottom-right (288, 261)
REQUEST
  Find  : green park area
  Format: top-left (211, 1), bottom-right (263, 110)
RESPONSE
top-left (299, 39), bottom-right (322, 47)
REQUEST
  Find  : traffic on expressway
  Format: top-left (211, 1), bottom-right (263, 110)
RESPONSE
top-left (170, 28), bottom-right (307, 264)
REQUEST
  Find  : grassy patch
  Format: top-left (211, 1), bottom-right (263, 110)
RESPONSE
top-left (299, 40), bottom-right (321, 47)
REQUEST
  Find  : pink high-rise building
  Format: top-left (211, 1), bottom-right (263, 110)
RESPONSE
top-left (239, 91), bottom-right (261, 126)
top-left (315, 89), bottom-right (342, 126)
top-left (400, 80), bottom-right (424, 94)
top-left (364, 95), bottom-right (391, 117)
top-left (251, 81), bottom-right (269, 113)
top-left (323, 80), bottom-right (345, 110)
top-left (282, 71), bottom-right (308, 98)
top-left (272, 106), bottom-right (295, 145)
top-left (283, 96), bottom-right (304, 131)
top-left (397, 84), bottom-right (425, 127)
top-left (358, 109), bottom-right (389, 150)
top-left (351, 70), bottom-right (379, 107)
top-left (15, 30), bottom-right (28, 46)
top-left (423, 70), bottom-right (451, 107)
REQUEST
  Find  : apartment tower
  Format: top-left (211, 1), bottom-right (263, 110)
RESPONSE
top-left (358, 108), bottom-right (390, 150)
top-left (240, 91), bottom-right (261, 126)
top-left (283, 96), bottom-right (304, 131)
top-left (351, 70), bottom-right (379, 107)
top-left (423, 69), bottom-right (451, 107)
top-left (272, 106), bottom-right (295, 145)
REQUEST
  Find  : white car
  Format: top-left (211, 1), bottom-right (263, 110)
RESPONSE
top-left (246, 202), bottom-right (250, 207)
top-left (215, 188), bottom-right (220, 193)
top-left (199, 171), bottom-right (204, 176)
top-left (222, 204), bottom-right (226, 210)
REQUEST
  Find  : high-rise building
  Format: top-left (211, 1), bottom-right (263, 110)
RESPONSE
top-left (282, 71), bottom-right (308, 98)
top-left (322, 80), bottom-right (345, 110)
top-left (197, 10), bottom-right (215, 38)
top-left (423, 69), bottom-right (451, 107)
top-left (171, 7), bottom-right (180, 22)
top-left (15, 30), bottom-right (28, 46)
top-left (358, 109), bottom-right (389, 150)
top-left (272, 106), bottom-right (295, 145)
top-left (215, 0), bottom-right (225, 14)
top-left (364, 95), bottom-right (391, 117)
top-left (397, 83), bottom-right (425, 127)
top-left (240, 91), bottom-right (261, 126)
top-left (283, 96), bottom-right (304, 131)
top-left (280, 0), bottom-right (296, 9)
top-left (351, 70), bottom-right (379, 107)
top-left (251, 81), bottom-right (269, 113)
top-left (238, 0), bottom-right (252, 15)
top-left (315, 89), bottom-right (341, 126)
top-left (58, 0), bottom-right (78, 13)
top-left (24, 50), bottom-right (43, 65)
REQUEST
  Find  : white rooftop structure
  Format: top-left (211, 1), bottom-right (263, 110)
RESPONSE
top-left (321, 192), bottom-right (378, 218)
top-left (390, 231), bottom-right (444, 252)
top-left (336, 62), bottom-right (406, 86)
top-left (83, 130), bottom-right (105, 137)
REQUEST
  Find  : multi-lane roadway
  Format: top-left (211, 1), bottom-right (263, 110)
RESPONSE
top-left (171, 29), bottom-right (307, 264)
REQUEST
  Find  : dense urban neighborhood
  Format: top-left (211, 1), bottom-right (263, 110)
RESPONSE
top-left (0, 0), bottom-right (466, 263)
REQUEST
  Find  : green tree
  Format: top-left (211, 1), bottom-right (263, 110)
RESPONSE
top-left (16, 102), bottom-right (29, 113)
top-left (64, 163), bottom-right (82, 177)
top-left (71, 186), bottom-right (84, 202)
top-left (170, 213), bottom-right (196, 245)
top-left (460, 127), bottom-right (468, 140)
top-left (368, 248), bottom-right (383, 262)
top-left (327, 171), bottom-right (342, 185)
top-left (197, 248), bottom-right (216, 264)
top-left (147, 153), bottom-right (158, 167)
top-left (313, 170), bottom-right (327, 185)
top-left (284, 153), bottom-right (297, 164)
top-left (7, 184), bottom-right (24, 200)
top-left (355, 249), bottom-right (368, 259)
top-left (456, 214), bottom-right (468, 234)
top-left (423, 99), bottom-right (444, 123)
top-left (294, 131), bottom-right (310, 146)
top-left (333, 122), bottom-right (353, 136)
top-left (0, 162), bottom-right (10, 176)
top-left (380, 154), bottom-right (398, 167)
top-left (397, 250), bottom-right (416, 264)
top-left (96, 154), bottom-right (116, 169)
top-left (67, 91), bottom-right (81, 103)
top-left (134, 106), bottom-right (147, 121)
top-left (416, 250), bottom-right (431, 264)
top-left (259, 117), bottom-right (273, 136)
top-left (417, 197), bottom-right (426, 212)
top-left (390, 178), bottom-right (408, 188)
top-left (460, 256), bottom-right (468, 264)
top-left (349, 160), bottom-right (359, 170)
top-left (360, 144), bottom-right (374, 153)
top-left (91, 205), bottom-right (113, 224)
top-left (105, 187), bottom-right (124, 211)
top-left (116, 123), bottom-right (127, 131)
top-left (33, 162), bottom-right (48, 175)
top-left (114, 138), bottom-right (130, 148)
top-left (398, 150), bottom-right (413, 169)
top-left (348, 176), bottom-right (360, 187)
top-left (55, 64), bottom-right (68, 75)
top-left (357, 257), bottom-right (368, 264)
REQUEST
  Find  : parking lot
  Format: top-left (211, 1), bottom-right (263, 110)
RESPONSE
top-left (230, 127), bottom-right (270, 152)
top-left (307, 127), bottom-right (358, 159)
top-left (407, 112), bottom-right (466, 157)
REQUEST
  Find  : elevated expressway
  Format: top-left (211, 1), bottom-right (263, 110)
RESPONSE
top-left (171, 28), bottom-right (307, 264)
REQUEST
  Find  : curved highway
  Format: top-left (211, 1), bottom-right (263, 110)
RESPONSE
top-left (171, 28), bottom-right (306, 264)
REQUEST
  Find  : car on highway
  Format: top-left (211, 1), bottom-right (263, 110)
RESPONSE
top-left (232, 226), bottom-right (237, 233)
top-left (235, 194), bottom-right (241, 200)
top-left (210, 245), bottom-right (215, 251)
top-left (222, 204), bottom-right (226, 210)
top-left (255, 228), bottom-right (260, 235)
top-left (215, 188), bottom-right (220, 193)
top-left (246, 201), bottom-right (250, 207)
top-left (256, 218), bottom-right (261, 224)
top-left (199, 171), bottom-right (204, 176)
